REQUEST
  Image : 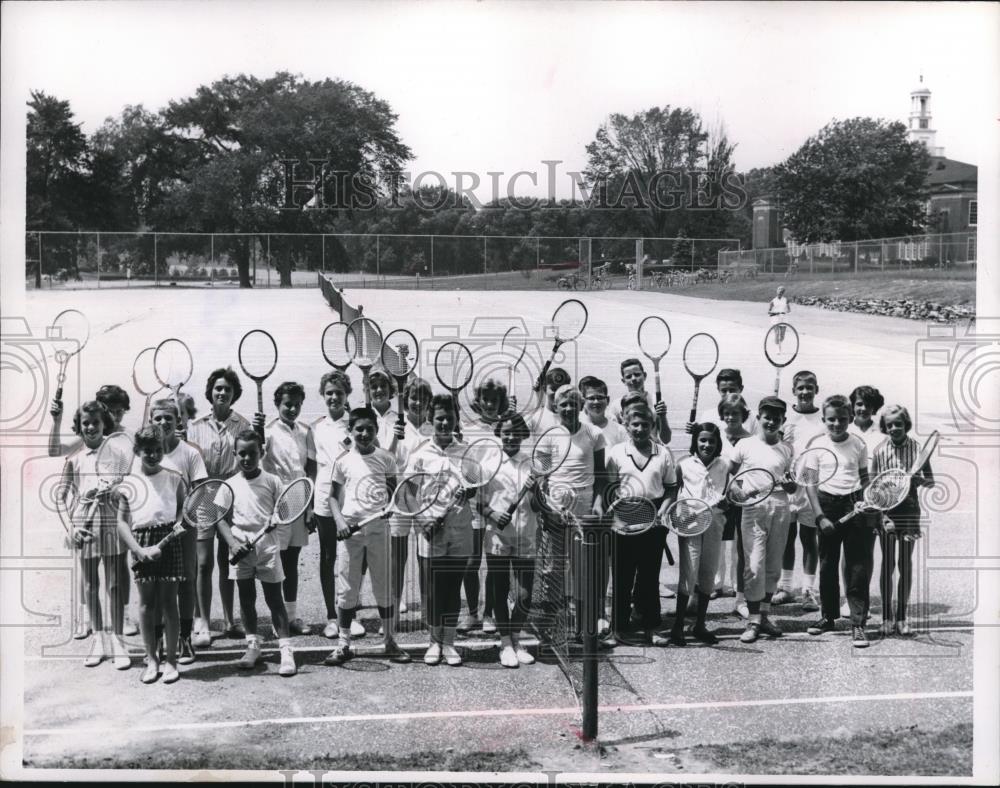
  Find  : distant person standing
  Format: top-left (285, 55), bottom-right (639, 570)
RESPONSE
top-left (768, 286), bottom-right (791, 345)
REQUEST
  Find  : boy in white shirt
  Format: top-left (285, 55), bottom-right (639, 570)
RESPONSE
top-left (579, 376), bottom-right (629, 448)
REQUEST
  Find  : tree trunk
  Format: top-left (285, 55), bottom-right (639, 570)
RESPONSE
top-left (278, 249), bottom-right (292, 288)
top-left (234, 237), bottom-right (253, 288)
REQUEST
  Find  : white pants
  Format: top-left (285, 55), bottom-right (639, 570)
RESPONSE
top-left (678, 511), bottom-right (724, 597)
top-left (740, 499), bottom-right (791, 602)
top-left (335, 522), bottom-right (390, 609)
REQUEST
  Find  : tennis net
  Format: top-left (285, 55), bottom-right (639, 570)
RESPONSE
top-left (319, 273), bottom-right (400, 372)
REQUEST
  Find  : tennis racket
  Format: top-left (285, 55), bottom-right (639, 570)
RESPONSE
top-left (607, 495), bottom-right (660, 536)
top-left (49, 309), bottom-right (91, 404)
top-left (346, 315), bottom-right (383, 407)
top-left (683, 333), bottom-right (720, 424)
top-left (909, 430), bottom-right (939, 475)
top-left (662, 497), bottom-right (715, 538)
top-left (346, 471), bottom-right (450, 535)
top-left (154, 479), bottom-right (234, 551)
top-left (501, 425), bottom-right (575, 527)
top-left (638, 316), bottom-right (672, 410)
top-left (535, 299), bottom-right (588, 393)
top-left (238, 329), bottom-right (279, 441)
top-left (154, 338), bottom-right (194, 430)
top-left (725, 467), bottom-right (780, 507)
top-left (81, 432), bottom-right (135, 526)
top-left (791, 445), bottom-right (839, 489)
top-left (131, 346), bottom-right (162, 427)
top-left (433, 437), bottom-right (506, 525)
top-left (230, 477), bottom-right (314, 564)
top-left (837, 469), bottom-right (910, 525)
top-left (434, 341), bottom-right (475, 426)
top-left (764, 322), bottom-right (800, 396)
top-left (501, 325), bottom-right (530, 416)
top-left (321, 321), bottom-right (354, 371)
top-left (381, 329), bottom-right (419, 429)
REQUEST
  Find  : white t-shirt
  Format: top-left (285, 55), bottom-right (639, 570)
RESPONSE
top-left (373, 404), bottom-right (400, 449)
top-left (811, 433), bottom-right (868, 495)
top-left (730, 435), bottom-right (794, 502)
top-left (547, 422), bottom-right (606, 490)
top-left (122, 467), bottom-right (183, 527)
top-left (605, 440), bottom-right (676, 502)
top-left (331, 447), bottom-right (398, 521)
top-left (264, 418), bottom-right (315, 484)
top-left (312, 413), bottom-right (351, 517)
top-left (526, 406), bottom-right (561, 436)
top-left (769, 296), bottom-right (789, 317)
top-left (583, 414), bottom-right (629, 448)
top-left (151, 440), bottom-right (208, 490)
top-left (849, 421), bottom-right (885, 459)
top-left (783, 408), bottom-right (825, 456)
top-left (483, 450), bottom-right (538, 557)
top-left (226, 470), bottom-right (285, 532)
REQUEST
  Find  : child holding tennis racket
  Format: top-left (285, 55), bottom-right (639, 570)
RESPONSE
top-left (671, 422), bottom-right (727, 645)
top-left (526, 367), bottom-right (570, 435)
top-left (115, 426), bottom-right (186, 683)
top-left (605, 403), bottom-right (677, 646)
top-left (366, 366), bottom-right (399, 448)
top-left (729, 396), bottom-right (797, 643)
top-left (325, 407), bottom-right (409, 665)
top-left (263, 382), bottom-right (317, 637)
top-left (805, 394), bottom-right (873, 648)
top-left (773, 371), bottom-right (824, 610)
top-left (57, 401), bottom-right (131, 668)
top-left (481, 414), bottom-right (540, 667)
top-left (49, 384), bottom-right (133, 458)
top-left (216, 429), bottom-right (297, 676)
top-left (872, 406), bottom-right (934, 636)
top-left (688, 369), bottom-right (758, 436)
top-left (312, 370), bottom-right (364, 640)
top-left (186, 367), bottom-right (251, 645)
top-left (716, 394), bottom-right (753, 612)
top-left (149, 398), bottom-right (208, 664)
top-left (609, 360), bottom-right (671, 444)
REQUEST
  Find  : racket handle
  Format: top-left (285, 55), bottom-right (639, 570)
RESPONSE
top-left (654, 369), bottom-right (662, 404)
top-left (397, 394), bottom-right (406, 427)
top-left (664, 540), bottom-right (675, 566)
top-left (535, 348), bottom-right (556, 393)
top-left (506, 480), bottom-right (534, 518)
top-left (55, 385), bottom-right (64, 403)
top-left (229, 546), bottom-right (249, 565)
top-left (154, 523), bottom-right (189, 552)
top-left (689, 382), bottom-right (700, 424)
top-left (837, 507), bottom-right (862, 526)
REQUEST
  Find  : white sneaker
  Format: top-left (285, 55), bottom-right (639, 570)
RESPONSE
top-left (424, 642), bottom-right (442, 665)
top-left (238, 640), bottom-right (261, 670)
top-left (802, 588), bottom-right (820, 612)
top-left (161, 662), bottom-right (180, 684)
top-left (499, 645), bottom-right (519, 668)
top-left (482, 616), bottom-right (497, 635)
top-left (123, 614), bottom-right (140, 637)
top-left (192, 626), bottom-right (211, 648)
top-left (323, 621), bottom-right (339, 639)
top-left (84, 637), bottom-right (106, 668)
top-left (442, 645), bottom-right (463, 666)
top-left (735, 602), bottom-right (750, 620)
top-left (514, 646), bottom-right (535, 665)
top-left (279, 645), bottom-right (297, 677)
top-left (839, 599), bottom-right (851, 618)
top-left (350, 619), bottom-right (366, 638)
top-left (597, 618), bottom-right (611, 638)
top-left (399, 601), bottom-right (409, 614)
top-left (111, 636), bottom-right (132, 670)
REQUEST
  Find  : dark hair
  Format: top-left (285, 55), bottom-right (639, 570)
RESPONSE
top-left (234, 428), bottom-right (263, 451)
top-left (620, 358), bottom-right (645, 377)
top-left (879, 404), bottom-right (913, 434)
top-left (430, 393), bottom-right (458, 419)
top-left (471, 378), bottom-right (509, 418)
top-left (72, 400), bottom-right (114, 436)
top-left (822, 394), bottom-right (852, 416)
top-left (715, 368), bottom-right (743, 389)
top-left (403, 377), bottom-right (433, 407)
top-left (495, 413), bottom-right (530, 442)
top-left (792, 370), bottom-right (818, 388)
top-left (319, 369), bottom-right (352, 397)
top-left (849, 385), bottom-right (885, 413)
top-left (348, 406), bottom-right (379, 429)
top-left (620, 391), bottom-right (647, 415)
top-left (273, 381), bottom-right (305, 407)
top-left (718, 392), bottom-right (749, 423)
top-left (205, 367), bottom-right (243, 404)
top-left (95, 384), bottom-right (130, 411)
top-left (578, 376), bottom-right (608, 396)
top-left (689, 422), bottom-right (723, 459)
top-left (134, 425), bottom-right (164, 454)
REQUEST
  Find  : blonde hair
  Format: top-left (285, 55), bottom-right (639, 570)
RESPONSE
top-left (879, 404), bottom-right (913, 433)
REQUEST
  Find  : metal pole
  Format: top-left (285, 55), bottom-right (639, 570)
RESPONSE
top-left (322, 234), bottom-right (326, 273)
top-left (483, 236), bottom-right (487, 274)
top-left (376, 235), bottom-right (380, 280)
top-left (580, 522), bottom-right (600, 741)
top-left (267, 235), bottom-right (271, 288)
top-left (211, 234), bottom-right (215, 268)
top-left (430, 235), bottom-right (435, 289)
top-left (38, 233), bottom-right (43, 288)
top-left (96, 232), bottom-right (101, 289)
top-left (154, 233), bottom-right (159, 286)
top-left (536, 237), bottom-right (540, 271)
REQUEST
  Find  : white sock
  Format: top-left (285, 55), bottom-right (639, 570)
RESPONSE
top-left (278, 637), bottom-right (292, 649)
top-left (245, 635), bottom-right (257, 647)
top-left (286, 601), bottom-right (297, 619)
top-left (779, 569), bottom-right (794, 589)
top-left (804, 573), bottom-right (817, 592)
top-left (735, 592), bottom-right (745, 605)
top-left (327, 617), bottom-right (338, 625)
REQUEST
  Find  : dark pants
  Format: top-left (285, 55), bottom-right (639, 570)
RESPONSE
top-left (817, 490), bottom-right (876, 626)
top-left (880, 533), bottom-right (916, 621)
top-left (423, 555), bottom-right (465, 629)
top-left (486, 555), bottom-right (534, 637)
top-left (611, 527), bottom-right (665, 631)
top-left (315, 514), bottom-right (339, 620)
top-left (735, 514), bottom-right (745, 593)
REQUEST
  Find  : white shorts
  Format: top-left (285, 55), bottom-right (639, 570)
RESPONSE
top-left (770, 314), bottom-right (789, 326)
top-left (788, 487), bottom-right (816, 527)
top-left (229, 526), bottom-right (284, 584)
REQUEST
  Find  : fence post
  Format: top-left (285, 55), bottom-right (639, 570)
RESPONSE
top-left (483, 236), bottom-right (487, 274)
top-left (96, 232), bottom-right (101, 289)
top-left (536, 237), bottom-right (540, 271)
top-left (321, 234), bottom-right (326, 273)
top-left (808, 246), bottom-right (814, 274)
top-left (154, 233), bottom-right (159, 286)
top-left (430, 235), bottom-right (435, 289)
top-left (38, 233), bottom-right (43, 288)
top-left (376, 235), bottom-right (380, 282)
top-left (880, 242), bottom-right (886, 272)
top-left (853, 242), bottom-right (858, 274)
top-left (267, 234), bottom-right (271, 288)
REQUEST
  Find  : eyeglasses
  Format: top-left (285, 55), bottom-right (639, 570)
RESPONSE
top-left (584, 395), bottom-right (608, 402)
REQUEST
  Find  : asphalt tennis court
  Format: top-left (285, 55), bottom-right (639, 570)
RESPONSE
top-left (8, 285), bottom-right (981, 774)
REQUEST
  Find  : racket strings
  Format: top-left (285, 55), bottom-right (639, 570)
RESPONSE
top-left (552, 300), bottom-right (588, 340)
top-left (155, 340), bottom-right (193, 387)
top-left (381, 330), bottom-right (417, 378)
top-left (610, 497), bottom-right (658, 531)
top-left (321, 323), bottom-right (353, 367)
top-left (275, 480), bottom-right (313, 523)
top-left (669, 499), bottom-right (713, 537)
top-left (867, 471), bottom-right (909, 509)
top-left (638, 317), bottom-right (671, 358)
top-left (185, 483), bottom-right (233, 525)
top-left (239, 331), bottom-right (278, 378)
top-left (348, 318), bottom-right (383, 365)
top-left (683, 334), bottom-right (719, 377)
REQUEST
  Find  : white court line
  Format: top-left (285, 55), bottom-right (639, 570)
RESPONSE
top-left (24, 690), bottom-right (972, 737)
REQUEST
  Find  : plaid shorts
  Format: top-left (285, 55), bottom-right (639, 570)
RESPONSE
top-left (132, 524), bottom-right (185, 584)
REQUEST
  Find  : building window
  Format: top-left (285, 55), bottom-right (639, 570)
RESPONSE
top-left (919, 119), bottom-right (928, 129)
top-left (967, 237), bottom-right (977, 263)
top-left (969, 200), bottom-right (978, 227)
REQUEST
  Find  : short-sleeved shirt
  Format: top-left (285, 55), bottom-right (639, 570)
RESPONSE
top-left (546, 422), bottom-right (606, 491)
top-left (62, 442), bottom-right (103, 524)
top-left (263, 418), bottom-right (315, 484)
top-left (140, 440), bottom-right (207, 490)
top-left (605, 440), bottom-right (676, 502)
top-left (769, 296), bottom-right (789, 316)
top-left (811, 433), bottom-right (868, 495)
top-left (313, 413), bottom-right (352, 517)
top-left (783, 408), bottom-right (824, 456)
top-left (870, 436), bottom-right (927, 511)
top-left (526, 406), bottom-right (560, 436)
top-left (483, 450), bottom-right (538, 557)
top-left (699, 406), bottom-right (758, 436)
top-left (123, 467), bottom-right (184, 528)
top-left (730, 435), bottom-right (794, 502)
top-left (677, 454), bottom-right (729, 505)
top-left (610, 390), bottom-right (652, 425)
top-left (331, 447), bottom-right (398, 521)
top-left (584, 414), bottom-right (629, 448)
top-left (374, 405), bottom-right (400, 449)
top-left (391, 419), bottom-right (435, 468)
top-left (849, 422), bottom-right (886, 459)
top-left (187, 411), bottom-right (251, 479)
top-left (226, 470), bottom-right (285, 533)
top-left (399, 438), bottom-right (474, 558)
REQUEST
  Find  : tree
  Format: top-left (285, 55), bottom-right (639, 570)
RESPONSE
top-left (774, 117), bottom-right (931, 243)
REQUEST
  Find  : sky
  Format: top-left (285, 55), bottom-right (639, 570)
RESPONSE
top-left (2, 0), bottom-right (998, 203)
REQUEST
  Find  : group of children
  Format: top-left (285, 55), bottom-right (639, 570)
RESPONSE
top-left (50, 342), bottom-right (933, 682)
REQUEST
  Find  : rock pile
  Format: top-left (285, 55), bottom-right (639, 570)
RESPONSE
top-left (794, 296), bottom-right (975, 323)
